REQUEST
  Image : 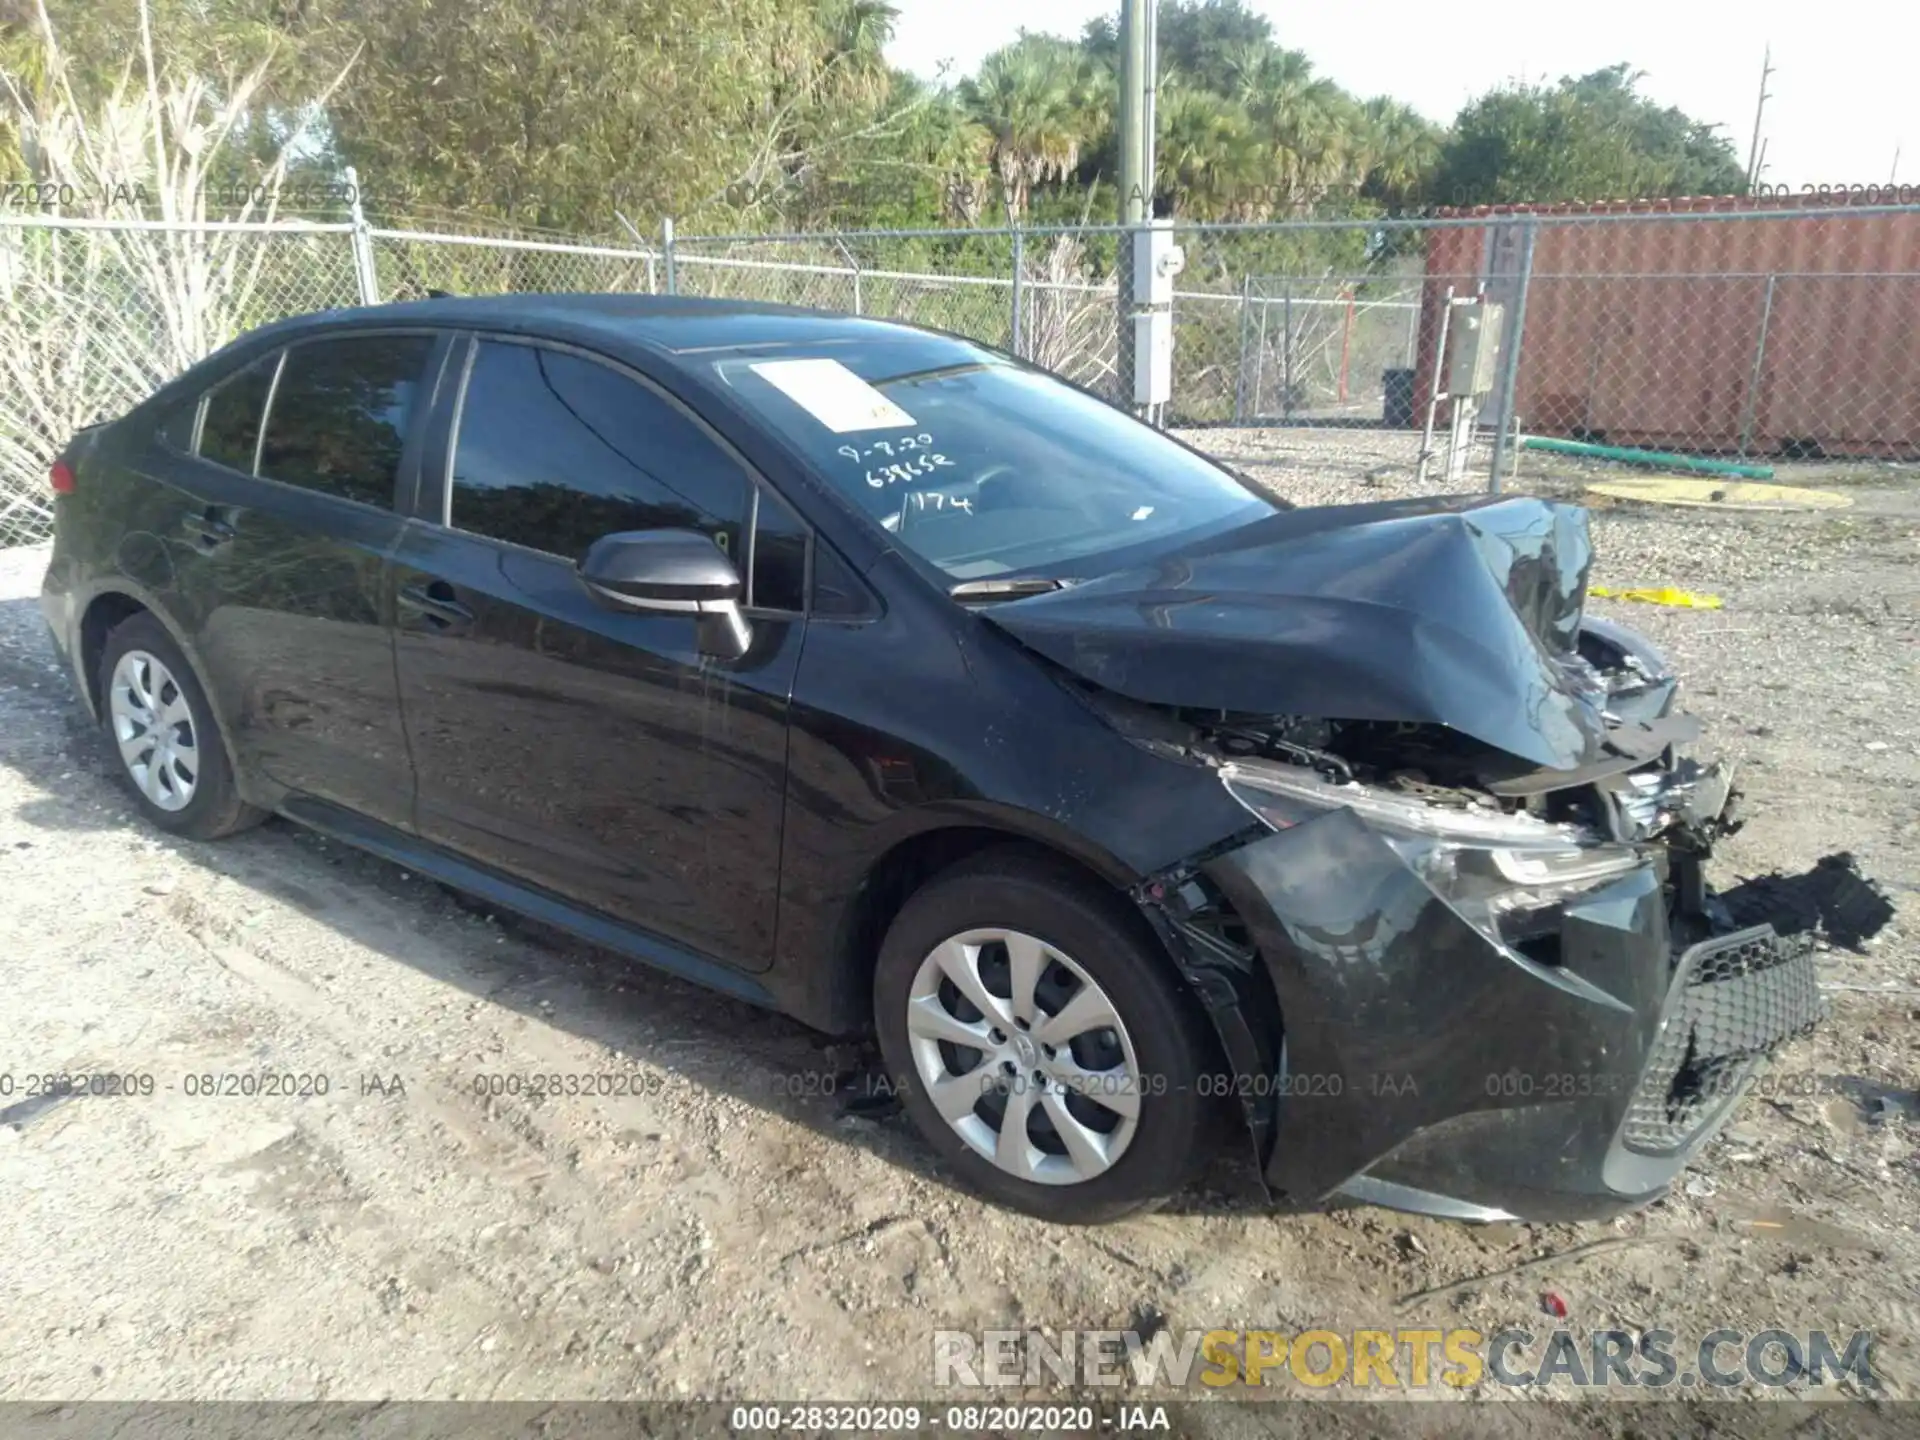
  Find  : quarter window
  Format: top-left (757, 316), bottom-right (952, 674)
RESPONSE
top-left (198, 353), bottom-right (279, 473)
top-left (257, 335), bottom-right (434, 507)
top-left (810, 540), bottom-right (870, 618)
top-left (448, 341), bottom-right (750, 563)
top-left (751, 487), bottom-right (809, 612)
top-left (155, 399), bottom-right (198, 452)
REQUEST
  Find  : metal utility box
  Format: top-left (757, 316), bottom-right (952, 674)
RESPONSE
top-left (1131, 221), bottom-right (1185, 307)
top-left (1447, 300), bottom-right (1505, 397)
top-left (1132, 312), bottom-right (1174, 406)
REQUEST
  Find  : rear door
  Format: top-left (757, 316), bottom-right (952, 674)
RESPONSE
top-left (390, 336), bottom-right (808, 972)
top-left (149, 331), bottom-right (449, 829)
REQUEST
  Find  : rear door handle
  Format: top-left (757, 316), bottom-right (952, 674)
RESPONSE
top-left (398, 580), bottom-right (474, 630)
top-left (180, 508), bottom-right (236, 549)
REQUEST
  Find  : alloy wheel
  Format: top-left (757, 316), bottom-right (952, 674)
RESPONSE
top-left (905, 927), bottom-right (1143, 1185)
top-left (109, 649), bottom-right (200, 812)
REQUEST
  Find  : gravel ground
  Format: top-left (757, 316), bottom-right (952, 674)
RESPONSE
top-left (1, 430), bottom-right (1917, 1425)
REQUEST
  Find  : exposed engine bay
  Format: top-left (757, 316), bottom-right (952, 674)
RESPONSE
top-left (1161, 620), bottom-right (1888, 956)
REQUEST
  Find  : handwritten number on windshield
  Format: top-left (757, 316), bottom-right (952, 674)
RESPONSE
top-left (863, 453), bottom-right (954, 488)
top-left (839, 433), bottom-right (936, 465)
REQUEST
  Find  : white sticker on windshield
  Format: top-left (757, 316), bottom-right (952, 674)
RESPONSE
top-left (749, 358), bottom-right (917, 433)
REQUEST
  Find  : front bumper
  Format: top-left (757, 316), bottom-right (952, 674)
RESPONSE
top-left (1189, 807), bottom-right (1830, 1223)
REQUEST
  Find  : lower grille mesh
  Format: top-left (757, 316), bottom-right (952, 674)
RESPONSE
top-left (1622, 926), bottom-right (1825, 1154)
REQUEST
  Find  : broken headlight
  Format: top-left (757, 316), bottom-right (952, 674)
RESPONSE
top-left (1220, 761), bottom-right (1647, 954)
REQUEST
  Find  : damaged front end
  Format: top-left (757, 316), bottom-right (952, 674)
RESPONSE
top-left (1136, 693), bottom-right (1890, 1222)
top-left (990, 494), bottom-right (1895, 1222)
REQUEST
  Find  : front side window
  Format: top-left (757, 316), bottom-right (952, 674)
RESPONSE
top-left (257, 334), bottom-right (434, 507)
top-left (198, 353), bottom-right (279, 473)
top-left (448, 341), bottom-right (750, 564)
top-left (713, 341), bottom-right (1273, 581)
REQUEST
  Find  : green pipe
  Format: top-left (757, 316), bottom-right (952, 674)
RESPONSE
top-left (1518, 434), bottom-right (1776, 480)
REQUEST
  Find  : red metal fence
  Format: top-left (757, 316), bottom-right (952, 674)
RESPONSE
top-left (1420, 198), bottom-right (1920, 459)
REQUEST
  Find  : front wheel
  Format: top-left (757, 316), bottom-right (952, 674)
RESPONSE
top-left (873, 847), bottom-right (1225, 1223)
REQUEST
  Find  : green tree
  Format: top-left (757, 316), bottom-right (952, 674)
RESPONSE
top-left (1083, 0), bottom-right (1272, 96)
top-left (5, 1), bottom-right (1759, 245)
top-left (313, 0), bottom-right (817, 231)
top-left (1432, 65), bottom-right (1745, 206)
top-left (2, 0), bottom-right (335, 191)
top-left (820, 0), bottom-right (899, 106)
top-left (1154, 82), bottom-right (1249, 218)
top-left (794, 73), bottom-right (992, 232)
top-left (1355, 96), bottom-right (1441, 211)
top-left (960, 35), bottom-right (1105, 221)
top-left (3, 0), bottom-right (944, 233)
top-left (890, 80), bottom-right (994, 226)
top-left (1224, 45), bottom-right (1358, 214)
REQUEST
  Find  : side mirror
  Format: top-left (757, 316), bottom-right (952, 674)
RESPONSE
top-left (578, 528), bottom-right (751, 659)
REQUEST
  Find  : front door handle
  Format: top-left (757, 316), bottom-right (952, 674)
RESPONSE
top-left (398, 580), bottom-right (475, 630)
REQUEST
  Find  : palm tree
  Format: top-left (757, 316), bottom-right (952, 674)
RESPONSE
top-left (893, 79), bottom-right (992, 224)
top-left (1155, 83), bottom-right (1258, 220)
top-left (1229, 46), bottom-right (1359, 211)
top-left (817, 0), bottom-right (899, 107)
top-left (1357, 96), bottom-right (1440, 207)
top-left (960, 35), bottom-right (1098, 221)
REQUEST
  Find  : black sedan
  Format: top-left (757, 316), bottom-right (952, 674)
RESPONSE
top-left (38, 295), bottom-right (1873, 1224)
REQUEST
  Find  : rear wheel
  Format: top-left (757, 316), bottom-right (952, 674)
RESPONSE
top-left (99, 613), bottom-right (264, 841)
top-left (874, 847), bottom-right (1224, 1223)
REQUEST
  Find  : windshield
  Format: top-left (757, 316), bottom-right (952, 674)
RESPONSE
top-left (712, 341), bottom-right (1273, 580)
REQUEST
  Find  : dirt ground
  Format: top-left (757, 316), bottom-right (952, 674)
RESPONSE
top-left (1, 431), bottom-right (1917, 1428)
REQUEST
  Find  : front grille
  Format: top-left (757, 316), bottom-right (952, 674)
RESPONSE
top-left (1621, 926), bottom-right (1825, 1154)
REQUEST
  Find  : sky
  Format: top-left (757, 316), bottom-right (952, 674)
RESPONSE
top-left (885, 0), bottom-right (1918, 189)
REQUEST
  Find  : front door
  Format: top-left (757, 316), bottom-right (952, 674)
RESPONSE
top-left (391, 337), bottom-right (806, 972)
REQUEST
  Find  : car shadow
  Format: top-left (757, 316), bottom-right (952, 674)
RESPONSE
top-left (0, 592), bottom-right (1275, 1221)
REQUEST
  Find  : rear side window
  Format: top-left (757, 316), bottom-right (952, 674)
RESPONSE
top-left (258, 334), bottom-right (434, 508)
top-left (448, 341), bottom-right (749, 562)
top-left (198, 354), bottom-right (279, 472)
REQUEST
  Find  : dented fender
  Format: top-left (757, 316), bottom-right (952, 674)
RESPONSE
top-left (1134, 850), bottom-right (1284, 1165)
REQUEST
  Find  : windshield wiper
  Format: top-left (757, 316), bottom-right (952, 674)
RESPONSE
top-left (947, 577), bottom-right (1067, 603)
top-left (876, 360), bottom-right (995, 388)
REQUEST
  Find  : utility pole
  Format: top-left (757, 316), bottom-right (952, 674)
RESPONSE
top-left (1744, 44), bottom-right (1774, 192)
top-left (1116, 0), bottom-right (1158, 411)
top-left (1117, 0), bottom-right (1155, 226)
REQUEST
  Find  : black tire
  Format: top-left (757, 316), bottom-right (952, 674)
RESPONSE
top-left (98, 612), bottom-right (265, 841)
top-left (874, 845), bottom-right (1225, 1223)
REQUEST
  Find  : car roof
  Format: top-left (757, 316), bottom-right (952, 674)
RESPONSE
top-left (251, 292), bottom-right (953, 363)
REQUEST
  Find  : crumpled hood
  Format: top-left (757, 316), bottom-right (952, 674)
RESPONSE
top-left (981, 493), bottom-right (1609, 771)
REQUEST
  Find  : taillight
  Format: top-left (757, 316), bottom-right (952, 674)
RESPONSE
top-left (50, 459), bottom-right (77, 495)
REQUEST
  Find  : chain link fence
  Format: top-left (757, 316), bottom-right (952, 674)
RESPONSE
top-left (370, 229), bottom-right (660, 302)
top-left (668, 229), bottom-right (1123, 397)
top-left (673, 204), bottom-right (1920, 490)
top-left (5, 200), bottom-right (1918, 549)
top-left (0, 217), bottom-right (363, 545)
